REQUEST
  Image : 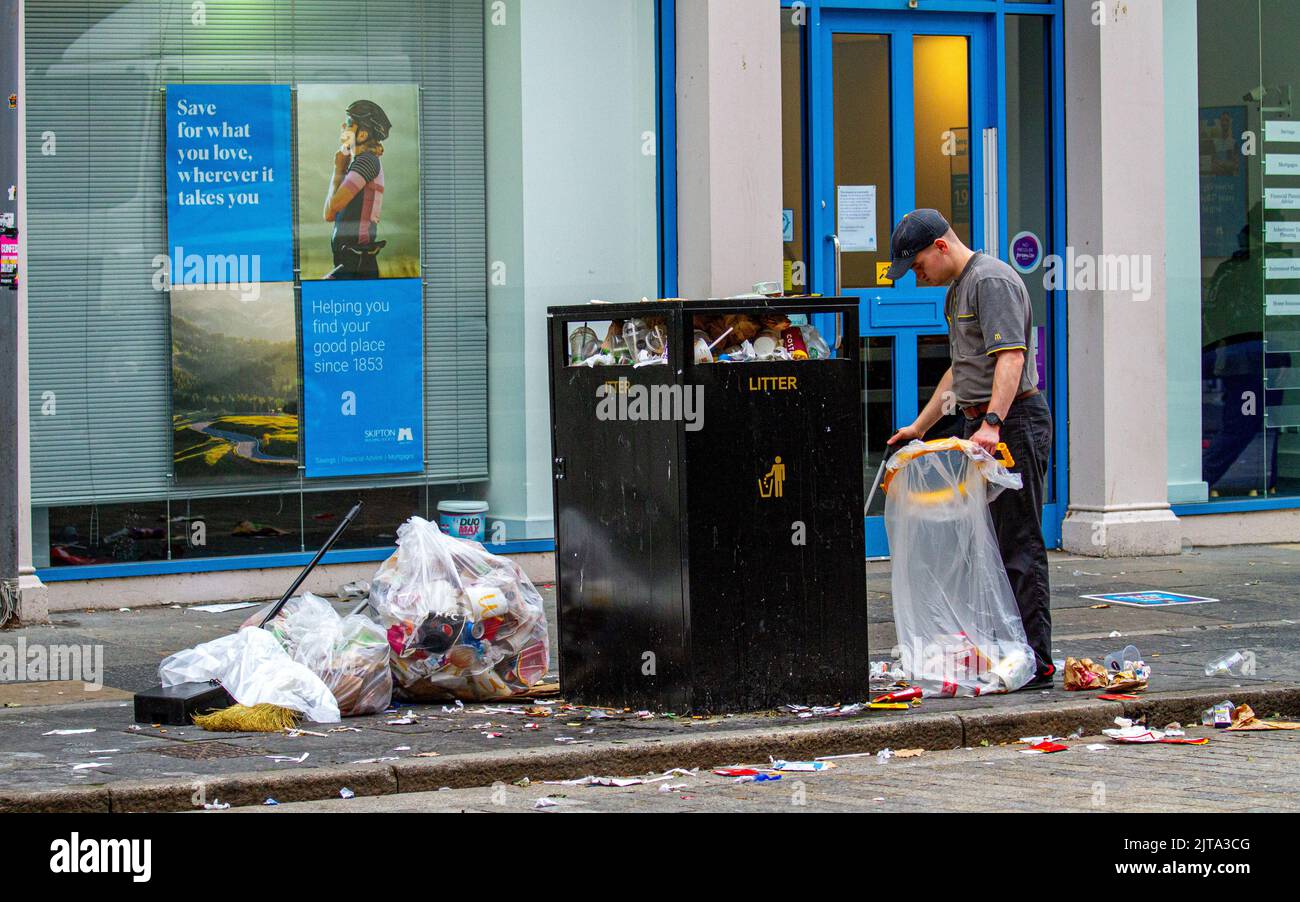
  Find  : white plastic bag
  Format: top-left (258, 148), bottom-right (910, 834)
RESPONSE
top-left (883, 438), bottom-right (1034, 697)
top-left (368, 516), bottom-right (551, 702)
top-left (246, 594), bottom-right (392, 717)
top-left (158, 626), bottom-right (341, 723)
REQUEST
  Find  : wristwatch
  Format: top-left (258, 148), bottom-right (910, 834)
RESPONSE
top-left (982, 412), bottom-right (1004, 428)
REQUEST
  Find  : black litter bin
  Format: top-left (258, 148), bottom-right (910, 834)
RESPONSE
top-left (547, 298), bottom-right (868, 712)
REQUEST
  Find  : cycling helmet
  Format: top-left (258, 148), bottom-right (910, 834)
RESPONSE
top-left (346, 100), bottom-right (392, 142)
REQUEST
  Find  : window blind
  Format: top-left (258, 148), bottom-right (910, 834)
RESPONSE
top-left (25, 0), bottom-right (487, 506)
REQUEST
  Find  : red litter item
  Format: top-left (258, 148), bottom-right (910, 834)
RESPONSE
top-left (1028, 741), bottom-right (1069, 754)
top-left (1160, 737), bottom-right (1210, 746)
top-left (714, 768), bottom-right (761, 777)
top-left (1097, 693), bottom-right (1139, 701)
top-left (783, 327), bottom-right (809, 360)
top-left (872, 687), bottom-right (924, 703)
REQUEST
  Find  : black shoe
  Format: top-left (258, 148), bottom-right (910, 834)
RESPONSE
top-left (1019, 664), bottom-right (1056, 691)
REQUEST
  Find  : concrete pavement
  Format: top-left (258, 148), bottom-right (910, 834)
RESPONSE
top-left (222, 727), bottom-right (1300, 814)
top-left (3, 545), bottom-right (1300, 811)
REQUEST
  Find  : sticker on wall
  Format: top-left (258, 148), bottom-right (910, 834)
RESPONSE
top-left (1080, 591), bottom-right (1219, 608)
top-left (836, 185), bottom-right (877, 252)
top-left (782, 209), bottom-right (794, 244)
top-left (1010, 231), bottom-right (1043, 273)
top-left (875, 261), bottom-right (893, 286)
top-left (0, 232), bottom-right (18, 289)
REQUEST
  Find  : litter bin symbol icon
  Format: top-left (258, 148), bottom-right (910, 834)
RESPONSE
top-left (758, 456), bottom-right (787, 499)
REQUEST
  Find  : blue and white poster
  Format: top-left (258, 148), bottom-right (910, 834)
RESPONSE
top-left (301, 279), bottom-right (424, 477)
top-left (1080, 591), bottom-right (1219, 608)
top-left (165, 84), bottom-right (294, 283)
top-left (1198, 105), bottom-right (1249, 260)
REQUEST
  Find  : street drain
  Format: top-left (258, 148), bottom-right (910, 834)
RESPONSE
top-left (148, 742), bottom-right (264, 760)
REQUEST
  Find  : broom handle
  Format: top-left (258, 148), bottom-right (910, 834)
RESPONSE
top-left (259, 501), bottom-right (364, 628)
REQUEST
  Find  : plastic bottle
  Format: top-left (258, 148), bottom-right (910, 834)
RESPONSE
top-left (1204, 650), bottom-right (1249, 676)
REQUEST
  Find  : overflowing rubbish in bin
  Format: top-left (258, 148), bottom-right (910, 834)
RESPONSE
top-left (569, 316), bottom-right (670, 368)
top-left (883, 437), bottom-right (1036, 697)
top-left (368, 516), bottom-right (551, 702)
top-left (691, 313), bottom-right (831, 364)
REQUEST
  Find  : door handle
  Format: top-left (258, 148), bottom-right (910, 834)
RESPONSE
top-left (828, 233), bottom-right (843, 297)
top-left (827, 233), bottom-right (844, 350)
top-left (982, 127), bottom-right (1000, 260)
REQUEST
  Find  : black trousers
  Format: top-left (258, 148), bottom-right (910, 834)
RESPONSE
top-left (963, 392), bottom-right (1054, 674)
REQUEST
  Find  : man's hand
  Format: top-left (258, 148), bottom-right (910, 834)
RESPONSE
top-left (970, 422), bottom-right (1001, 455)
top-left (888, 423), bottom-right (924, 446)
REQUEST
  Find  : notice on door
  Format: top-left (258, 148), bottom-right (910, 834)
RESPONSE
top-left (837, 185), bottom-right (877, 252)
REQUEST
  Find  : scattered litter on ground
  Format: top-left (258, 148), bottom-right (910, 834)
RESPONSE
top-left (329, 726), bottom-right (363, 733)
top-left (265, 752), bottom-right (309, 764)
top-left (264, 798), bottom-right (278, 805)
top-left (1204, 650), bottom-right (1252, 677)
top-left (1085, 744), bottom-right (1108, 752)
top-left (1201, 701), bottom-right (1236, 728)
top-left (1103, 725), bottom-right (1210, 746)
top-left (286, 728), bottom-right (328, 738)
top-left (1225, 703), bottom-right (1300, 731)
top-left (734, 773), bottom-right (781, 784)
top-left (86, 749), bottom-right (120, 754)
top-left (876, 748), bottom-right (894, 762)
top-left (1064, 656), bottom-right (1149, 693)
top-left (43, 728), bottom-right (95, 736)
top-left (188, 602), bottom-right (260, 614)
top-left (533, 797), bottom-right (558, 809)
top-left (339, 787), bottom-right (355, 799)
top-left (892, 748), bottom-right (925, 759)
top-left (413, 751), bottom-right (440, 758)
top-left (770, 759), bottom-right (837, 771)
top-left (71, 763), bottom-right (110, 771)
top-left (203, 800), bottom-right (230, 810)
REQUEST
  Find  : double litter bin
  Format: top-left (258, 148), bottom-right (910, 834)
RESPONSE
top-left (547, 298), bottom-right (868, 712)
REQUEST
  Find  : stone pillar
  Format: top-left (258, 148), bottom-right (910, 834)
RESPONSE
top-left (1060, 0), bottom-right (1182, 556)
top-left (12, 0), bottom-right (48, 620)
top-left (675, 0), bottom-right (783, 298)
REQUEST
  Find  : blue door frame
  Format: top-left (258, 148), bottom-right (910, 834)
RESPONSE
top-left (788, 0), bottom-right (1067, 555)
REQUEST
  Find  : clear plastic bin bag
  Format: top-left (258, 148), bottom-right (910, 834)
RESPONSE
top-left (245, 594), bottom-right (393, 717)
top-left (367, 516), bottom-right (551, 702)
top-left (883, 438), bottom-right (1034, 697)
top-left (158, 626), bottom-right (341, 723)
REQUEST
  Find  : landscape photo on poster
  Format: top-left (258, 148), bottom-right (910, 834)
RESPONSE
top-left (171, 283), bottom-right (300, 485)
top-left (297, 83), bottom-right (421, 281)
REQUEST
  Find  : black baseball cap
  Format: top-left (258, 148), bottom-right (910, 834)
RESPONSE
top-left (885, 209), bottom-right (950, 281)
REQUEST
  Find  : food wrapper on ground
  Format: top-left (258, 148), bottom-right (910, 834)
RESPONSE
top-left (1064, 656), bottom-right (1149, 692)
top-left (368, 516), bottom-right (550, 702)
top-left (884, 438), bottom-right (1034, 697)
top-left (1225, 704), bottom-right (1300, 731)
top-left (159, 627), bottom-right (340, 723)
top-left (244, 594), bottom-right (392, 717)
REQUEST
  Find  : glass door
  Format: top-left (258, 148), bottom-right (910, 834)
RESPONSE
top-left (805, 8), bottom-right (996, 555)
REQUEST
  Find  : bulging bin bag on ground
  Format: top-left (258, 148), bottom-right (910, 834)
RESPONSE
top-left (158, 626), bottom-right (341, 723)
top-left (883, 438), bottom-right (1035, 697)
top-left (244, 594), bottom-right (393, 716)
top-left (368, 516), bottom-right (551, 702)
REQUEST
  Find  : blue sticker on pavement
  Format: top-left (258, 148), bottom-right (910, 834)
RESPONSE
top-left (1080, 591), bottom-right (1219, 607)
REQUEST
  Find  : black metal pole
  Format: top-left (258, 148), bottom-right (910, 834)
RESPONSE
top-left (258, 501), bottom-right (363, 627)
top-left (0, 0), bottom-right (21, 624)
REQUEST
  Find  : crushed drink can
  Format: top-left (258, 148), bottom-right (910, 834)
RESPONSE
top-left (783, 326), bottom-right (809, 360)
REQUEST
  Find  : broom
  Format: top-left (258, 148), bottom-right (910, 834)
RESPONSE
top-left (196, 501), bottom-right (364, 732)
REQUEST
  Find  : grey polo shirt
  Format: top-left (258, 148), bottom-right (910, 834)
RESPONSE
top-left (945, 252), bottom-right (1037, 408)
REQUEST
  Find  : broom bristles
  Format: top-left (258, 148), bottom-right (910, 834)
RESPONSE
top-left (193, 703), bottom-right (301, 732)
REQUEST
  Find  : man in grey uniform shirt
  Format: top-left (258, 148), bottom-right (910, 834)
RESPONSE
top-left (886, 209), bottom-right (1055, 689)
